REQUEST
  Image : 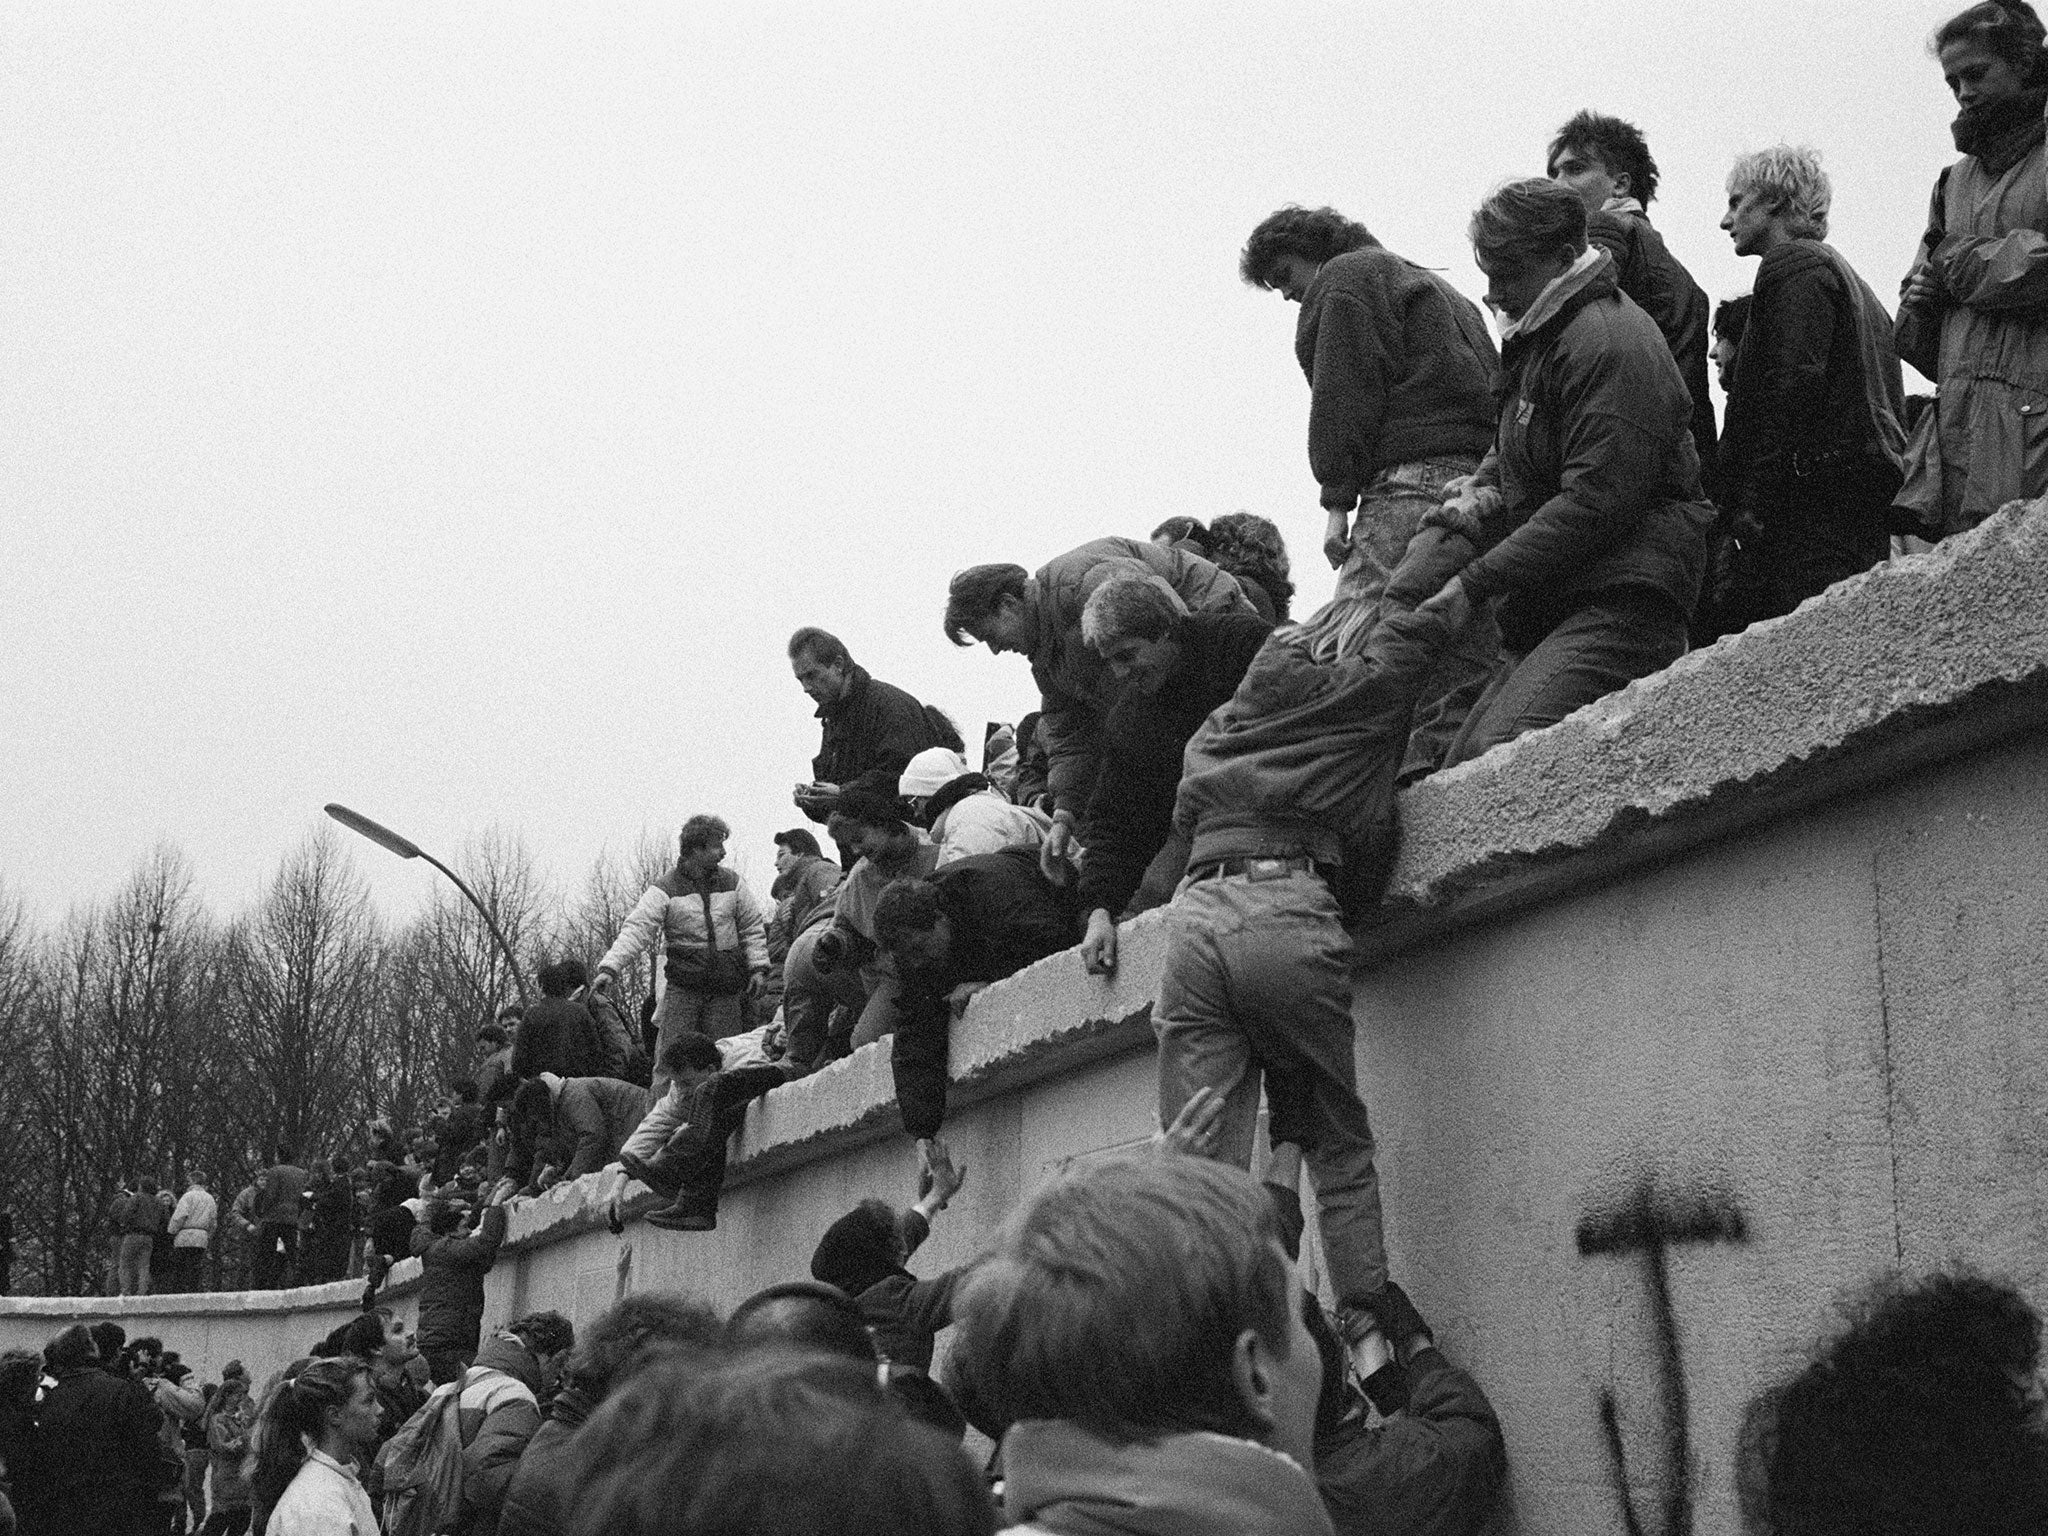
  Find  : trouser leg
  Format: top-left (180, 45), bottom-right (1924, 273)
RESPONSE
top-left (1444, 590), bottom-right (1690, 767)
top-left (850, 971), bottom-right (903, 1049)
top-left (1154, 884), bottom-right (1263, 1171)
top-left (666, 1066), bottom-right (786, 1218)
top-left (621, 1083), bottom-right (688, 1163)
top-left (781, 928), bottom-right (862, 1069)
top-left (649, 985), bottom-right (705, 1098)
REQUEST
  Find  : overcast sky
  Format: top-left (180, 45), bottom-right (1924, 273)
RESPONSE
top-left (2, 1), bottom-right (1965, 926)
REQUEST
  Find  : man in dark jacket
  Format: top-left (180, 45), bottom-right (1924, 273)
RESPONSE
top-left (944, 537), bottom-right (1256, 880)
top-left (33, 1324), bottom-right (164, 1536)
top-left (414, 1201), bottom-right (509, 1384)
top-left (1719, 144), bottom-right (1906, 621)
top-left (788, 627), bottom-right (951, 858)
top-left (809, 1143), bottom-right (970, 1372)
top-left (869, 848), bottom-right (1078, 1145)
top-left (1071, 573), bottom-right (1272, 975)
top-left (496, 1294), bottom-right (721, 1536)
top-left (1548, 110), bottom-right (1718, 477)
top-left (510, 960), bottom-right (610, 1085)
top-left (249, 1147), bottom-right (309, 1290)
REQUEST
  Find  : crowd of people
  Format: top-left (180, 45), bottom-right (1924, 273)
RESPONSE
top-left (17, 2), bottom-right (2048, 1529)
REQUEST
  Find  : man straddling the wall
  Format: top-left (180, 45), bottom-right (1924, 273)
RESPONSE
top-left (616, 1034), bottom-right (789, 1232)
top-left (944, 536), bottom-right (1256, 883)
top-left (594, 815), bottom-right (769, 1098)
top-left (1073, 573), bottom-right (1272, 975)
top-left (789, 626), bottom-right (954, 864)
top-left (868, 850), bottom-right (1079, 1151)
top-left (1152, 529), bottom-right (1479, 1411)
top-left (164, 1173), bottom-right (217, 1293)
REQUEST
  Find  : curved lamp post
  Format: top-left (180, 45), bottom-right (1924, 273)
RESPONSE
top-left (324, 803), bottom-right (531, 1008)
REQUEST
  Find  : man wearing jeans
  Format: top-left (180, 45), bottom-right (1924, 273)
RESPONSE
top-left (1155, 528), bottom-right (1473, 1413)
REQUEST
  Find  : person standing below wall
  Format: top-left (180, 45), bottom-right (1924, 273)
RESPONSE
top-left (1420, 179), bottom-right (1713, 765)
top-left (1896, 1), bottom-right (2048, 537)
top-left (34, 1323), bottom-right (165, 1536)
top-left (164, 1174), bottom-right (217, 1294)
top-left (249, 1359), bottom-right (380, 1536)
top-left (1547, 110), bottom-right (1719, 480)
top-left (1239, 205), bottom-right (1504, 776)
top-left (414, 1201), bottom-right (510, 1385)
top-left (593, 816), bottom-right (769, 1099)
top-left (200, 1366), bottom-right (256, 1536)
top-left (1717, 145), bottom-right (1907, 622)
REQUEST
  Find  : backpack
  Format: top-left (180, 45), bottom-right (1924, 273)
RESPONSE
top-left (377, 1381), bottom-right (467, 1536)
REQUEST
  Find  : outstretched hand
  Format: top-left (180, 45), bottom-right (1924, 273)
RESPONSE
top-left (1155, 1086), bottom-right (1225, 1157)
top-left (917, 1136), bottom-right (968, 1211)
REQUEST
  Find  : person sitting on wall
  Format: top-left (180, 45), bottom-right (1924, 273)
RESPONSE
top-left (614, 1035), bottom-right (790, 1233)
top-left (1736, 1268), bottom-right (2048, 1535)
top-left (809, 1139), bottom-right (972, 1376)
top-left (943, 536), bottom-right (1256, 884)
top-left (950, 1152), bottom-right (1337, 1535)
top-left (896, 747), bottom-right (1055, 866)
top-left (1072, 571), bottom-right (1272, 977)
top-left (867, 851), bottom-right (1079, 1148)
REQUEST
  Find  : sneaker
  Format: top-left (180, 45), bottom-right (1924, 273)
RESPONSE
top-left (646, 1207), bottom-right (716, 1232)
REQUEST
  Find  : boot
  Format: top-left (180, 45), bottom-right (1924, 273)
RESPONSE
top-left (618, 1146), bottom-right (687, 1200)
top-left (645, 1196), bottom-right (717, 1232)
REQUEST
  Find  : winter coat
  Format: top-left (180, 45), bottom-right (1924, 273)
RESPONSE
top-left (1896, 121), bottom-right (2048, 533)
top-left (507, 999), bottom-right (609, 1085)
top-left (1001, 1419), bottom-right (1337, 1536)
top-left (1295, 247), bottom-right (1501, 513)
top-left (1076, 610), bottom-right (1272, 919)
top-left (1173, 531), bottom-right (1472, 909)
top-left (809, 666), bottom-right (948, 798)
top-left (1026, 538), bottom-right (1256, 819)
top-left (550, 1077), bottom-right (651, 1178)
top-left (810, 1207), bottom-right (968, 1373)
top-left (413, 1204), bottom-right (508, 1354)
top-left (250, 1163), bottom-right (309, 1230)
top-left (598, 868), bottom-right (769, 984)
top-left (267, 1448), bottom-right (376, 1536)
top-left (1721, 239), bottom-right (1906, 523)
top-left (827, 841), bottom-right (942, 979)
top-left (114, 1192), bottom-right (166, 1237)
top-left (930, 788), bottom-right (1053, 867)
top-left (475, 1046), bottom-right (516, 1109)
top-left (451, 1334), bottom-right (546, 1536)
top-left (165, 1188), bottom-right (216, 1249)
top-left (1315, 1348), bottom-right (1507, 1536)
top-left (32, 1364), bottom-right (164, 1536)
top-left (885, 849), bottom-right (1078, 1140)
top-left (1457, 251), bottom-right (1713, 653)
top-left (767, 855), bottom-right (841, 963)
top-left (204, 1399), bottom-right (254, 1510)
top-left (493, 1386), bottom-right (594, 1536)
top-left (1587, 199), bottom-right (1717, 471)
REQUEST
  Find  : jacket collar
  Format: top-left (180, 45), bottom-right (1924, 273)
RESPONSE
top-left (814, 665), bottom-right (872, 721)
top-left (1001, 1420), bottom-right (1336, 1536)
top-left (1496, 246), bottom-right (1610, 346)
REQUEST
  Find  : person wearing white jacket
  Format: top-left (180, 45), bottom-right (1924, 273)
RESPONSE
top-left (896, 747), bottom-right (1055, 868)
top-left (165, 1174), bottom-right (218, 1292)
top-left (595, 815), bottom-right (770, 1096)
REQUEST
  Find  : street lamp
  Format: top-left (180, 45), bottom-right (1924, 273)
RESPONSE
top-left (324, 803), bottom-right (531, 1008)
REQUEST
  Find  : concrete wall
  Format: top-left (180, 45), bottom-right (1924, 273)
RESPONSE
top-left (10, 506), bottom-right (2048, 1533)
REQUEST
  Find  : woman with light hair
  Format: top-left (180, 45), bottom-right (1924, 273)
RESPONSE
top-left (1717, 144), bottom-right (1907, 622)
top-left (1896, 0), bottom-right (2048, 536)
top-left (1412, 177), bottom-right (1712, 763)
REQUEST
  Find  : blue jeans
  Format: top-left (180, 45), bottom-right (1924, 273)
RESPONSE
top-left (1155, 869), bottom-right (1389, 1306)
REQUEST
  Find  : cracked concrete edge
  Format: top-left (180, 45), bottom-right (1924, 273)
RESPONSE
top-left (1376, 501), bottom-right (2048, 934)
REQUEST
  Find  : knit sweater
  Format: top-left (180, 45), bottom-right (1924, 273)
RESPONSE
top-left (1295, 246), bottom-right (1501, 513)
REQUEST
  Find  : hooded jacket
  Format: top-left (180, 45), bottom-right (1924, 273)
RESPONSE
top-left (1456, 250), bottom-right (1712, 652)
top-left (1024, 538), bottom-right (1256, 819)
top-left (1722, 238), bottom-right (1906, 518)
top-left (810, 1205), bottom-right (968, 1372)
top-left (414, 1204), bottom-right (509, 1353)
top-left (1587, 198), bottom-right (1717, 470)
top-left (1076, 610), bottom-right (1272, 919)
top-left (1293, 246), bottom-right (1501, 513)
top-left (1001, 1420), bottom-right (1338, 1536)
top-left (809, 666), bottom-right (948, 799)
top-left (1896, 98), bottom-right (2048, 534)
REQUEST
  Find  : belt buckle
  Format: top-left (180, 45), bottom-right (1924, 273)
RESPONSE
top-left (1244, 857), bottom-right (1293, 882)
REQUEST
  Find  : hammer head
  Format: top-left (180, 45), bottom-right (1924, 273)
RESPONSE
top-left (1575, 1181), bottom-right (1749, 1257)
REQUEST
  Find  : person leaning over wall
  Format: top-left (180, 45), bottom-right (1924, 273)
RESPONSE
top-left (1418, 177), bottom-right (1713, 765)
top-left (1896, 0), bottom-right (2048, 537)
top-left (896, 746), bottom-right (1053, 866)
top-left (1717, 144), bottom-right (1907, 623)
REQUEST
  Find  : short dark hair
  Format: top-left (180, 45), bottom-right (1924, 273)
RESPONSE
top-left (1713, 294), bottom-right (1754, 345)
top-left (1240, 205), bottom-right (1378, 289)
top-left (510, 1310), bottom-right (576, 1360)
top-left (538, 957), bottom-right (589, 998)
top-left (88, 1322), bottom-right (126, 1363)
top-left (1547, 109), bottom-right (1660, 205)
top-left (1738, 1269), bottom-right (2048, 1534)
top-left (1208, 512), bottom-right (1294, 623)
top-left (943, 565), bottom-right (1029, 647)
top-left (46, 1324), bottom-right (99, 1373)
top-left (678, 815), bottom-right (730, 858)
top-left (337, 1310), bottom-right (392, 1362)
top-left (1150, 516), bottom-right (1211, 552)
top-left (1934, 1), bottom-right (2048, 82)
top-left (1469, 178), bottom-right (1589, 269)
top-left (832, 772), bottom-right (910, 833)
top-left (427, 1201), bottom-right (465, 1236)
top-left (774, 828), bottom-right (823, 860)
top-left (564, 1348), bottom-right (996, 1536)
top-left (873, 879), bottom-right (943, 953)
top-left (660, 1033), bottom-right (723, 1075)
top-left (787, 627), bottom-right (854, 670)
top-left (512, 1078), bottom-right (555, 1127)
top-left (476, 1023), bottom-right (509, 1048)
top-left (726, 1282), bottom-right (879, 1363)
top-left (565, 1292), bottom-right (723, 1398)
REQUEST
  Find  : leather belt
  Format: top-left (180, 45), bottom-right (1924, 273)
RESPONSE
top-left (1186, 855), bottom-right (1321, 885)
